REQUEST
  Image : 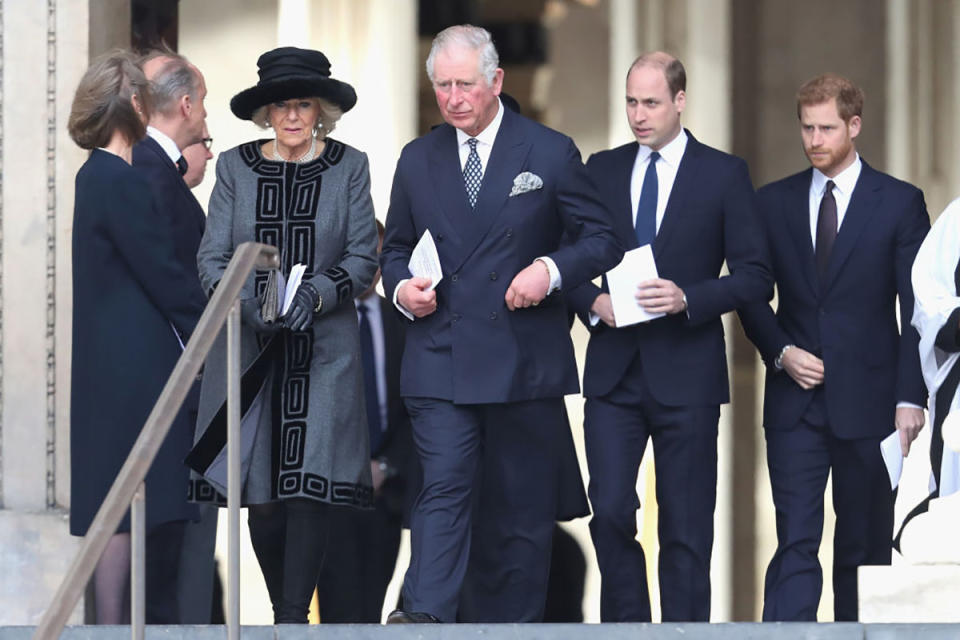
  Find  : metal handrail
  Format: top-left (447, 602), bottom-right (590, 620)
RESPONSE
top-left (33, 241), bottom-right (279, 640)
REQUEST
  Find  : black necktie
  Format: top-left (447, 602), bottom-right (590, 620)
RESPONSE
top-left (176, 156), bottom-right (188, 176)
top-left (463, 138), bottom-right (482, 210)
top-left (815, 180), bottom-right (837, 282)
top-left (357, 303), bottom-right (383, 453)
top-left (634, 151), bottom-right (660, 246)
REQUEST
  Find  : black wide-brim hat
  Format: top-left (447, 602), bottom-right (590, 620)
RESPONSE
top-left (230, 46), bottom-right (357, 120)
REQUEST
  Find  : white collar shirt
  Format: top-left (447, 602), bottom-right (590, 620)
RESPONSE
top-left (808, 153), bottom-right (862, 248)
top-left (630, 128), bottom-right (688, 234)
top-left (357, 295), bottom-right (388, 432)
top-left (147, 126), bottom-right (183, 165)
top-left (455, 98), bottom-right (504, 173)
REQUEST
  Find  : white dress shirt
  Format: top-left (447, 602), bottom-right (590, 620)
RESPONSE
top-left (357, 295), bottom-right (388, 432)
top-left (631, 128), bottom-right (688, 234)
top-left (146, 125), bottom-right (183, 165)
top-left (808, 153), bottom-right (861, 248)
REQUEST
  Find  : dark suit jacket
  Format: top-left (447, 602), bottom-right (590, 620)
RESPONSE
top-left (381, 107), bottom-right (623, 403)
top-left (738, 160), bottom-right (929, 438)
top-left (70, 150), bottom-right (205, 536)
top-left (565, 131), bottom-right (772, 406)
top-left (133, 135), bottom-right (207, 288)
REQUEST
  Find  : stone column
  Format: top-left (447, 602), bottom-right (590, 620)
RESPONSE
top-left (0, 0), bottom-right (92, 625)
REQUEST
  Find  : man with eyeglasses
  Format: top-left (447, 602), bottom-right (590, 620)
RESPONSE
top-left (129, 48), bottom-right (210, 624)
top-left (182, 130), bottom-right (214, 189)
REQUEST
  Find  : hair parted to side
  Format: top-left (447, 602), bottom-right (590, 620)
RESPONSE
top-left (139, 49), bottom-right (201, 117)
top-left (250, 97), bottom-right (343, 139)
top-left (629, 51), bottom-right (686, 98)
top-left (796, 73), bottom-right (864, 122)
top-left (68, 50), bottom-right (152, 150)
top-left (426, 24), bottom-right (499, 86)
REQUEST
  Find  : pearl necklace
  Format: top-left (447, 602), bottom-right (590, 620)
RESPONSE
top-left (272, 136), bottom-right (317, 163)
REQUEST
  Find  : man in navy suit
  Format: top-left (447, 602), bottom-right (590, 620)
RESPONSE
top-left (131, 50), bottom-right (209, 624)
top-left (738, 73), bottom-right (928, 621)
top-left (565, 52), bottom-right (771, 622)
top-left (380, 24), bottom-right (622, 623)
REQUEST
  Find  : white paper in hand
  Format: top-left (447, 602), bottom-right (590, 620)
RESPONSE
top-left (607, 245), bottom-right (665, 327)
top-left (880, 431), bottom-right (904, 490)
top-left (408, 230), bottom-right (443, 291)
top-left (280, 263), bottom-right (307, 316)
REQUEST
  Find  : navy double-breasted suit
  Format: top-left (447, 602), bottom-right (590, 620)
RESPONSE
top-left (381, 105), bottom-right (622, 622)
top-left (738, 160), bottom-right (929, 621)
top-left (565, 131), bottom-right (771, 622)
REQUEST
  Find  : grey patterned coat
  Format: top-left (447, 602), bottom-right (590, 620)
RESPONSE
top-left (190, 138), bottom-right (378, 508)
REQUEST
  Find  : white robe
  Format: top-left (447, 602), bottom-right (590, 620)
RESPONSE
top-left (910, 196), bottom-right (960, 497)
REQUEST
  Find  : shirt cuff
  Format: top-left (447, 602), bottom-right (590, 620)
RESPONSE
top-left (392, 279), bottom-right (415, 321)
top-left (896, 402), bottom-right (924, 410)
top-left (587, 312), bottom-right (601, 327)
top-left (536, 257), bottom-right (561, 293)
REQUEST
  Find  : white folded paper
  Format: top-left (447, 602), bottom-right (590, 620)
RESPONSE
top-left (607, 245), bottom-right (665, 327)
top-left (880, 430), bottom-right (904, 490)
top-left (408, 230), bottom-right (443, 291)
top-left (279, 263), bottom-right (306, 317)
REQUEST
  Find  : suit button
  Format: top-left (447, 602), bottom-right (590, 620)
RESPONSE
top-left (489, 272), bottom-right (498, 281)
top-left (489, 312), bottom-right (498, 320)
top-left (436, 233), bottom-right (444, 241)
top-left (506, 228), bottom-right (513, 238)
top-left (451, 274), bottom-right (459, 282)
top-left (452, 313), bottom-right (461, 322)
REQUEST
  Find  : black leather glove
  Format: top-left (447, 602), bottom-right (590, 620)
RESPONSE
top-left (283, 282), bottom-right (319, 332)
top-left (240, 297), bottom-right (281, 334)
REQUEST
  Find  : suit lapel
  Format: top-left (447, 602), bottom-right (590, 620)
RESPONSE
top-left (612, 143), bottom-right (639, 250)
top-left (450, 109), bottom-right (531, 273)
top-left (142, 136), bottom-right (206, 233)
top-left (784, 169), bottom-right (819, 296)
top-left (820, 161), bottom-right (881, 294)
top-left (426, 125), bottom-right (471, 249)
top-left (652, 130), bottom-right (699, 259)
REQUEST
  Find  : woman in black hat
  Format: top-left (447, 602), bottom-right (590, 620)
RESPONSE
top-left (191, 47), bottom-right (379, 623)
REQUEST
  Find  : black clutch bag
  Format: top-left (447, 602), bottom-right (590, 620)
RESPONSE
top-left (259, 269), bottom-right (280, 325)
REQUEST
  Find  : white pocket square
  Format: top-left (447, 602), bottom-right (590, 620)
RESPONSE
top-left (509, 171), bottom-right (543, 197)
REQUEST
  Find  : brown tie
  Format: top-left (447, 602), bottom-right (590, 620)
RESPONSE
top-left (815, 180), bottom-right (837, 282)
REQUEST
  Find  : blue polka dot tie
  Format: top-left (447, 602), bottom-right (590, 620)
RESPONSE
top-left (463, 137), bottom-right (482, 210)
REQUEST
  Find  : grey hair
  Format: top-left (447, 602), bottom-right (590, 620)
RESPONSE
top-left (145, 53), bottom-right (201, 117)
top-left (251, 97), bottom-right (343, 139)
top-left (426, 24), bottom-right (499, 86)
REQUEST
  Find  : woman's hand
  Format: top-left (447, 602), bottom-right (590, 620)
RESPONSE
top-left (283, 283), bottom-right (320, 331)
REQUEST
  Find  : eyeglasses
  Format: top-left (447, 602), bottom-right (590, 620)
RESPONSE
top-left (201, 137), bottom-right (213, 150)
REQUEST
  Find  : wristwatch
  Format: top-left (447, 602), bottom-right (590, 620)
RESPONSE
top-left (774, 344), bottom-right (794, 370)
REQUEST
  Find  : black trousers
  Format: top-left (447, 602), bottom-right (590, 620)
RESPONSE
top-left (401, 397), bottom-right (567, 622)
top-left (584, 354), bottom-right (719, 622)
top-left (315, 498), bottom-right (402, 623)
top-left (145, 520), bottom-right (187, 624)
top-left (762, 390), bottom-right (893, 621)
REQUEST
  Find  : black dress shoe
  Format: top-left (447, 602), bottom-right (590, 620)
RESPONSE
top-left (385, 609), bottom-right (441, 623)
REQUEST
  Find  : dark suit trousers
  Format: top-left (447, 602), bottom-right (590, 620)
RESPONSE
top-left (145, 520), bottom-right (186, 623)
top-left (585, 354), bottom-right (719, 622)
top-left (315, 498), bottom-right (402, 623)
top-left (401, 397), bottom-right (565, 622)
top-left (763, 390), bottom-right (893, 622)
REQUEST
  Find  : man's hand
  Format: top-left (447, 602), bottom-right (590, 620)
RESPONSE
top-left (896, 406), bottom-right (925, 456)
top-left (635, 278), bottom-right (686, 314)
top-left (591, 293), bottom-right (616, 328)
top-left (506, 261), bottom-right (550, 311)
top-left (398, 277), bottom-right (437, 318)
top-left (370, 459), bottom-right (387, 494)
top-left (779, 346), bottom-right (824, 389)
